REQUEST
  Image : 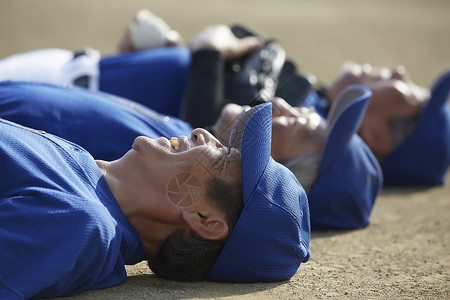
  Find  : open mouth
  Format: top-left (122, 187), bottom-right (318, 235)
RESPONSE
top-left (170, 137), bottom-right (180, 151)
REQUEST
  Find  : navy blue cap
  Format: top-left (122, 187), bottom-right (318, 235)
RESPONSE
top-left (381, 70), bottom-right (450, 185)
top-left (308, 85), bottom-right (383, 230)
top-left (207, 102), bottom-right (311, 282)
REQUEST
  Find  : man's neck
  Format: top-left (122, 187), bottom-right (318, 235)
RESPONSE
top-left (95, 158), bottom-right (154, 216)
top-left (95, 159), bottom-right (187, 256)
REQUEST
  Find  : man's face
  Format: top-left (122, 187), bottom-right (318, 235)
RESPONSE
top-left (271, 98), bottom-right (327, 161)
top-left (126, 129), bottom-right (241, 256)
top-left (327, 63), bottom-right (429, 156)
top-left (213, 99), bottom-right (327, 162)
top-left (132, 128), bottom-right (241, 189)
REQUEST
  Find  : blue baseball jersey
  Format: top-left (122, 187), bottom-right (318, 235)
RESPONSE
top-left (0, 118), bottom-right (147, 299)
top-left (0, 81), bottom-right (194, 161)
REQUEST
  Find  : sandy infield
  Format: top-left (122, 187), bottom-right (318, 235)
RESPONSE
top-left (0, 0), bottom-right (449, 299)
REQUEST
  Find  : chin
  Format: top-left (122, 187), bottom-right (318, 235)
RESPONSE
top-left (132, 136), bottom-right (159, 151)
top-left (132, 136), bottom-right (146, 150)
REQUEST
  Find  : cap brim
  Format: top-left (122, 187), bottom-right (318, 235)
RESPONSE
top-left (308, 85), bottom-right (381, 230)
top-left (418, 70), bottom-right (450, 125)
top-left (228, 102), bottom-right (272, 202)
top-left (319, 85), bottom-right (372, 173)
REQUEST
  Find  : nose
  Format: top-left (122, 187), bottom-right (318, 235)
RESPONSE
top-left (391, 65), bottom-right (407, 81)
top-left (271, 97), bottom-right (299, 118)
top-left (361, 63), bottom-right (373, 74)
top-left (191, 128), bottom-right (223, 148)
top-left (191, 128), bottom-right (208, 145)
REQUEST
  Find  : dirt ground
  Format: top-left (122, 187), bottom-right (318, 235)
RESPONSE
top-left (1, 0), bottom-right (449, 299)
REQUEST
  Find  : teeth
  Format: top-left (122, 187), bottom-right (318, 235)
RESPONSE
top-left (171, 137), bottom-right (179, 151)
top-left (298, 116), bottom-right (307, 125)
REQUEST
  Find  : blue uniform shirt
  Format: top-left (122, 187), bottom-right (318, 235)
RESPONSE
top-left (0, 118), bottom-right (147, 299)
top-left (0, 81), bottom-right (194, 161)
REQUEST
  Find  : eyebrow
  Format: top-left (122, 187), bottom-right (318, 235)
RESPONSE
top-left (228, 148), bottom-right (242, 165)
top-left (227, 145), bottom-right (232, 156)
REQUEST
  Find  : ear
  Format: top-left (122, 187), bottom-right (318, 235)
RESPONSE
top-left (358, 125), bottom-right (394, 156)
top-left (182, 210), bottom-right (229, 241)
top-left (364, 132), bottom-right (393, 155)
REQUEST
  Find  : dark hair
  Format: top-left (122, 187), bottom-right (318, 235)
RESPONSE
top-left (147, 176), bottom-right (243, 281)
top-left (389, 113), bottom-right (421, 149)
top-left (376, 113), bottom-right (421, 161)
top-left (283, 150), bottom-right (323, 194)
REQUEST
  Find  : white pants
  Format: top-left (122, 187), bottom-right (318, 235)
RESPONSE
top-left (0, 48), bottom-right (100, 91)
